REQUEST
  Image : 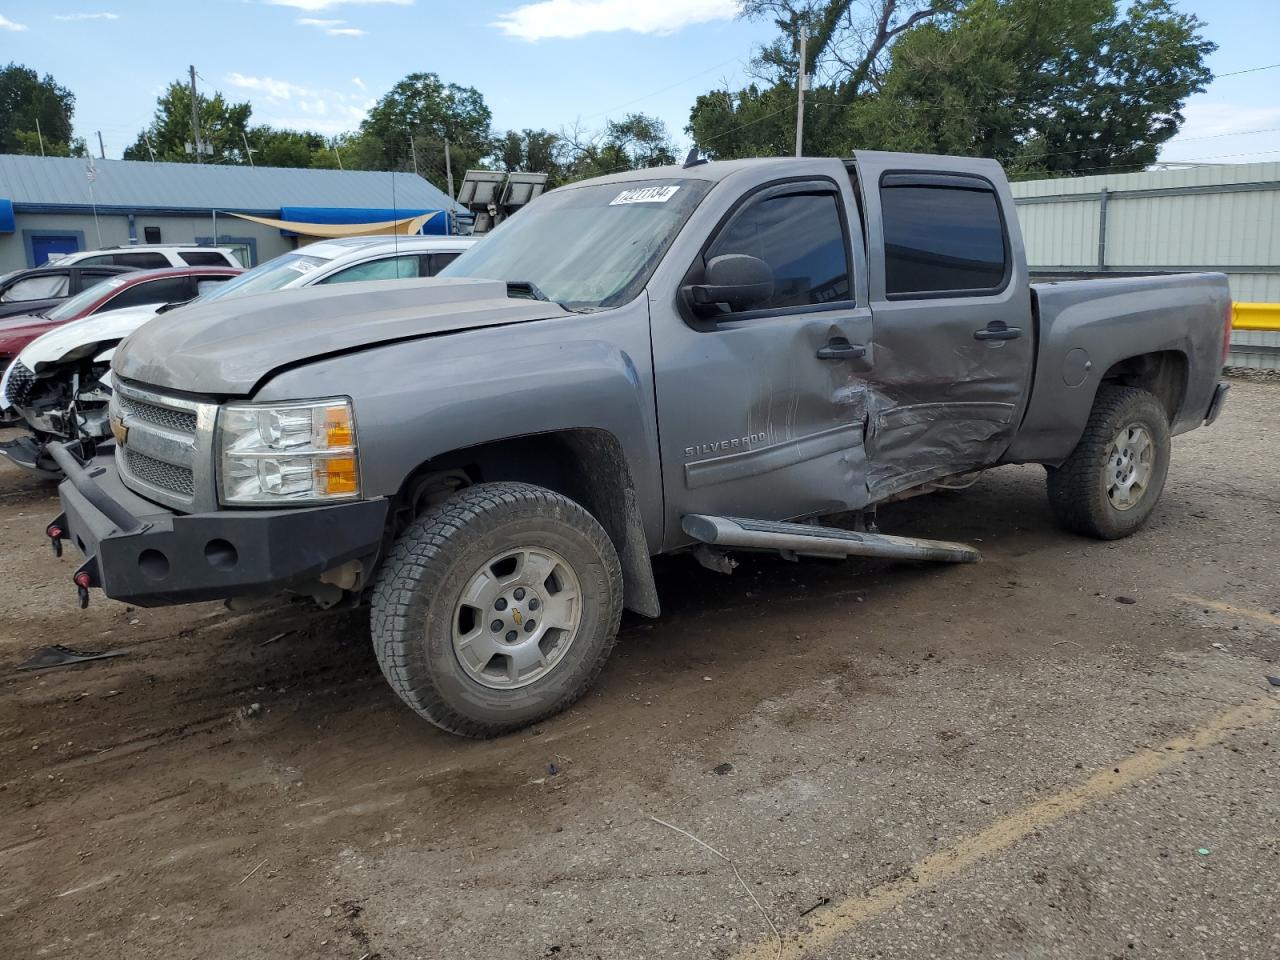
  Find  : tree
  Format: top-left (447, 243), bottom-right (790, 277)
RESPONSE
top-left (359, 72), bottom-right (494, 189)
top-left (559, 113), bottom-right (678, 182)
top-left (0, 62), bottom-right (85, 156)
top-left (123, 80), bottom-right (252, 163)
top-left (849, 0), bottom-right (1214, 175)
top-left (495, 128), bottom-right (563, 181)
top-left (689, 0), bottom-right (1213, 174)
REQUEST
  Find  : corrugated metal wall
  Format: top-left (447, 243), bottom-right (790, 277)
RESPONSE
top-left (1012, 162), bottom-right (1280, 367)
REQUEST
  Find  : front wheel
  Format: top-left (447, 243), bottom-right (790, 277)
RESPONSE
top-left (370, 482), bottom-right (623, 737)
top-left (1046, 385), bottom-right (1171, 540)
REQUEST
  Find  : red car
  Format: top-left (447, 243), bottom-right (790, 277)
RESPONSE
top-left (0, 266), bottom-right (241, 372)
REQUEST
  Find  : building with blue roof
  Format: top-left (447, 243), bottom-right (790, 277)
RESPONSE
top-left (0, 154), bottom-right (464, 271)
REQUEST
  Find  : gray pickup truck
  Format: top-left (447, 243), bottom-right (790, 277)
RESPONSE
top-left (47, 151), bottom-right (1231, 737)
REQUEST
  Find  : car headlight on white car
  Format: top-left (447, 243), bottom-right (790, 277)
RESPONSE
top-left (218, 399), bottom-right (360, 505)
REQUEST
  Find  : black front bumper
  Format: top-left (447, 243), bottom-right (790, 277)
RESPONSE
top-left (49, 443), bottom-right (388, 607)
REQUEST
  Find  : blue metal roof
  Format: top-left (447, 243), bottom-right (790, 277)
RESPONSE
top-left (0, 154), bottom-right (462, 214)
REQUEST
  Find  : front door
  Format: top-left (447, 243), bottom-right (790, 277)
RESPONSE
top-left (853, 155), bottom-right (1036, 500)
top-left (652, 177), bottom-right (874, 548)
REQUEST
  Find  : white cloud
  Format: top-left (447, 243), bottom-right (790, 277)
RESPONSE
top-left (297, 15), bottom-right (366, 35)
top-left (268, 0), bottom-right (410, 11)
top-left (54, 12), bottom-right (119, 20)
top-left (493, 0), bottom-right (738, 41)
top-left (0, 14), bottom-right (28, 31)
top-left (352, 76), bottom-right (366, 89)
top-left (225, 72), bottom-right (312, 100)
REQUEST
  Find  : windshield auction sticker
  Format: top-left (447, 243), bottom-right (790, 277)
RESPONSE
top-left (609, 185), bottom-right (681, 205)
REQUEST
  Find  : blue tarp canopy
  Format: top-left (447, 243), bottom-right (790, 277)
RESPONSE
top-left (278, 206), bottom-right (448, 236)
top-left (0, 199), bottom-right (14, 234)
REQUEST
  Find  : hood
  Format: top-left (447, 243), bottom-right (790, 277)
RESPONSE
top-left (0, 313), bottom-right (61, 356)
top-left (113, 277), bottom-right (572, 396)
top-left (16, 303), bottom-right (162, 373)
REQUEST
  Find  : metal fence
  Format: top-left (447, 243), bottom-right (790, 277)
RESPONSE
top-left (1011, 163), bottom-right (1280, 370)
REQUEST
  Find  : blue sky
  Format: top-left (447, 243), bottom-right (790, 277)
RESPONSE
top-left (0, 0), bottom-right (1276, 167)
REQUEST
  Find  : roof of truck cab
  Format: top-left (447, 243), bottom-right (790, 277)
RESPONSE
top-left (569, 152), bottom-right (1003, 188)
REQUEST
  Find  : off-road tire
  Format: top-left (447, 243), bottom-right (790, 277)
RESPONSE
top-left (1046, 385), bottom-right (1171, 540)
top-left (370, 482), bottom-right (623, 737)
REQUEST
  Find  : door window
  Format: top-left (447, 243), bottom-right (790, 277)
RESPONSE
top-left (97, 277), bottom-right (193, 312)
top-left (180, 250), bottom-right (233, 267)
top-left (113, 252), bottom-right (172, 269)
top-left (1, 273), bottom-right (70, 302)
top-left (426, 251), bottom-right (462, 275)
top-left (704, 192), bottom-right (850, 311)
top-left (75, 254), bottom-right (115, 266)
top-left (880, 181), bottom-right (1008, 297)
top-left (319, 255), bottom-right (423, 285)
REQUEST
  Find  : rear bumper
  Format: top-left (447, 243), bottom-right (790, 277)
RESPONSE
top-left (50, 442), bottom-right (388, 607)
top-left (1204, 380), bottom-right (1229, 426)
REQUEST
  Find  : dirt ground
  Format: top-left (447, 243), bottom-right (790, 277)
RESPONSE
top-left (1, 379), bottom-right (1277, 960)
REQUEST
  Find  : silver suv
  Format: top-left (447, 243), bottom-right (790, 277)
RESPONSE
top-left (50, 245), bottom-right (243, 270)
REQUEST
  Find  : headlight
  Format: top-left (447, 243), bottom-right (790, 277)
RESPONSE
top-left (218, 399), bottom-right (359, 505)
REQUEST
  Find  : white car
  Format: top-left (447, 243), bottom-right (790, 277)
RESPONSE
top-left (0, 234), bottom-right (480, 476)
top-left (48, 244), bottom-right (243, 269)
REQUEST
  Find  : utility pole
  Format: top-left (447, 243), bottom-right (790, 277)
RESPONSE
top-left (331, 139), bottom-right (344, 170)
top-left (241, 130), bottom-right (256, 167)
top-left (144, 132), bottom-right (157, 162)
top-left (35, 117), bottom-right (45, 156)
top-left (445, 139), bottom-right (454, 200)
top-left (189, 64), bottom-right (203, 163)
top-left (97, 130), bottom-right (106, 159)
top-left (408, 133), bottom-right (419, 177)
top-left (794, 27), bottom-right (808, 158)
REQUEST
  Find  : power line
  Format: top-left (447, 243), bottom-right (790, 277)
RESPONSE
top-left (1214, 62), bottom-right (1280, 78)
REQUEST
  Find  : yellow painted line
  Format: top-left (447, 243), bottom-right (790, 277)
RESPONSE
top-left (1175, 594), bottom-right (1280, 629)
top-left (732, 699), bottom-right (1278, 960)
top-left (1232, 301), bottom-right (1280, 332)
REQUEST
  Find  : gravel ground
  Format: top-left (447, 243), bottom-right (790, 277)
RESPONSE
top-left (0, 378), bottom-right (1276, 960)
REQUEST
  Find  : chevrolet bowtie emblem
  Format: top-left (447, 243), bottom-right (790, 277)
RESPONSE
top-left (109, 415), bottom-right (128, 446)
top-left (511, 609), bottom-right (524, 626)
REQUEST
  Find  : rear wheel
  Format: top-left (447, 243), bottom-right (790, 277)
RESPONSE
top-left (370, 482), bottom-right (623, 737)
top-left (1046, 385), bottom-right (1171, 540)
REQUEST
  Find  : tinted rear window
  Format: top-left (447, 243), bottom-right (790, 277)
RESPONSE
top-left (114, 252), bottom-right (171, 269)
top-left (881, 183), bottom-right (1007, 297)
top-left (179, 251), bottom-right (232, 266)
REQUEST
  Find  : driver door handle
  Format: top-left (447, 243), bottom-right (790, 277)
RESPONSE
top-left (816, 338), bottom-right (867, 360)
top-left (974, 321), bottom-right (1022, 341)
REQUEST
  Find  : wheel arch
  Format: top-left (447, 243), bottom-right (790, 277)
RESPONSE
top-left (391, 428), bottom-right (660, 618)
top-left (1097, 349), bottom-right (1188, 424)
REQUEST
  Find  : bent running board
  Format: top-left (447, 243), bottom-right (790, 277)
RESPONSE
top-left (682, 515), bottom-right (980, 564)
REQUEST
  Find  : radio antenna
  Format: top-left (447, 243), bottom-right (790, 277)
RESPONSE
top-left (391, 170), bottom-right (399, 256)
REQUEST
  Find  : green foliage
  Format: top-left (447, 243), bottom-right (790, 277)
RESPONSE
top-left (358, 72), bottom-right (493, 188)
top-left (0, 62), bottom-right (79, 155)
top-left (558, 113), bottom-right (678, 182)
top-left (122, 81), bottom-right (253, 163)
top-left (691, 0), bottom-right (1215, 176)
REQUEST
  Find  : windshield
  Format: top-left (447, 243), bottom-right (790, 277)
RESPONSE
top-left (440, 178), bottom-right (712, 311)
top-left (44, 276), bottom-right (130, 321)
top-left (196, 253), bottom-right (329, 303)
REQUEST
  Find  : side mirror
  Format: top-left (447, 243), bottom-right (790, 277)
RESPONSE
top-left (685, 254), bottom-right (774, 316)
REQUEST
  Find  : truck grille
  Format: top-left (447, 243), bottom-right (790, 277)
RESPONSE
top-left (116, 394), bottom-right (198, 434)
top-left (112, 380), bottom-right (217, 512)
top-left (125, 448), bottom-right (195, 496)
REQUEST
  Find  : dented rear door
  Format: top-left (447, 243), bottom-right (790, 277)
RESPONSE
top-left (852, 152), bottom-right (1036, 500)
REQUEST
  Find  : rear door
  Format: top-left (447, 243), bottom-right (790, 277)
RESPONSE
top-left (853, 153), bottom-right (1035, 500)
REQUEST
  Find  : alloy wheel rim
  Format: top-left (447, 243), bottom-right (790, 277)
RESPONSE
top-left (1105, 422), bottom-right (1154, 511)
top-left (450, 546), bottom-right (582, 690)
